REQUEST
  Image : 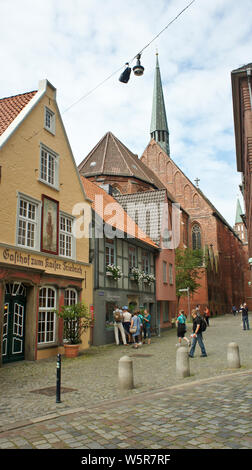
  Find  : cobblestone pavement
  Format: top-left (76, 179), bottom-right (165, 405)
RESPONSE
top-left (0, 314), bottom-right (251, 449)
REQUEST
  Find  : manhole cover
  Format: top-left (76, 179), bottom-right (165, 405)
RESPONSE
top-left (30, 386), bottom-right (77, 396)
top-left (130, 354), bottom-right (153, 358)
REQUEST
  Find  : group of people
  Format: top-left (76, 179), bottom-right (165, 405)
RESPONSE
top-left (176, 305), bottom-right (208, 358)
top-left (232, 302), bottom-right (250, 330)
top-left (113, 305), bottom-right (152, 348)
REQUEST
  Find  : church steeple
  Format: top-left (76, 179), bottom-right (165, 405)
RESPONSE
top-left (234, 198), bottom-right (247, 243)
top-left (150, 53), bottom-right (170, 156)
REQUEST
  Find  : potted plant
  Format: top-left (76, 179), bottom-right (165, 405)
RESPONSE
top-left (57, 302), bottom-right (93, 358)
top-left (106, 264), bottom-right (123, 281)
top-left (129, 267), bottom-right (144, 283)
top-left (142, 272), bottom-right (155, 285)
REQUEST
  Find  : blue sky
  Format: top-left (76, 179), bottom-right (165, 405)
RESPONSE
top-left (1, 0), bottom-right (252, 225)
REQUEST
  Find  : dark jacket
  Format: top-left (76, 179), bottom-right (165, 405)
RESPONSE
top-left (192, 314), bottom-right (203, 333)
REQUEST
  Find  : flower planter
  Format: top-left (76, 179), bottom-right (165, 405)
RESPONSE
top-left (106, 271), bottom-right (113, 277)
top-left (63, 344), bottom-right (80, 358)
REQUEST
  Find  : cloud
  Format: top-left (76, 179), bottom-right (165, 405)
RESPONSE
top-left (0, 0), bottom-right (251, 226)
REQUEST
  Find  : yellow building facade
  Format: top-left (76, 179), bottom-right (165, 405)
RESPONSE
top-left (0, 79), bottom-right (93, 364)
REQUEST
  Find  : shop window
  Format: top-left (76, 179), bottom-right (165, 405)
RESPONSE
top-left (105, 302), bottom-right (115, 328)
top-left (64, 288), bottom-right (78, 305)
top-left (163, 301), bottom-right (169, 322)
top-left (38, 287), bottom-right (56, 344)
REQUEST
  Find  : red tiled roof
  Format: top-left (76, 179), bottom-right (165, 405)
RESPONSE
top-left (81, 176), bottom-right (158, 249)
top-left (0, 91), bottom-right (37, 136)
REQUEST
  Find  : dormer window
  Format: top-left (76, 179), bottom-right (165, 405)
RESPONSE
top-left (44, 107), bottom-right (55, 134)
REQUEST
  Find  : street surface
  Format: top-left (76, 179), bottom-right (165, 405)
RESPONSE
top-left (0, 314), bottom-right (251, 449)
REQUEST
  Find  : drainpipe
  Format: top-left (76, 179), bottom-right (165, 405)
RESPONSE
top-left (247, 68), bottom-right (252, 110)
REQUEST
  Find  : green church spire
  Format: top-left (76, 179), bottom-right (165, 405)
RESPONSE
top-left (150, 53), bottom-right (170, 156)
top-left (235, 198), bottom-right (243, 224)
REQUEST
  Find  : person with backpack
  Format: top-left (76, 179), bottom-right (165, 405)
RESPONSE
top-left (113, 305), bottom-right (128, 346)
top-left (204, 306), bottom-right (210, 326)
top-left (188, 309), bottom-right (207, 358)
top-left (176, 310), bottom-right (191, 347)
top-left (130, 310), bottom-right (141, 348)
top-left (240, 302), bottom-right (250, 330)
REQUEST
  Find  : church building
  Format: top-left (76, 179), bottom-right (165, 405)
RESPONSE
top-left (141, 54), bottom-right (249, 314)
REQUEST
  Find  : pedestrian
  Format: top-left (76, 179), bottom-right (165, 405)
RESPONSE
top-left (130, 310), bottom-right (141, 348)
top-left (113, 305), bottom-right (128, 346)
top-left (176, 310), bottom-right (191, 347)
top-left (188, 309), bottom-right (207, 358)
top-left (240, 302), bottom-right (250, 330)
top-left (138, 310), bottom-right (144, 344)
top-left (232, 305), bottom-right (237, 316)
top-left (142, 309), bottom-right (152, 345)
top-left (204, 306), bottom-right (210, 326)
top-left (122, 306), bottom-right (132, 343)
top-left (195, 304), bottom-right (200, 314)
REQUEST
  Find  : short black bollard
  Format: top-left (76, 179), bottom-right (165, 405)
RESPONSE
top-left (56, 353), bottom-right (61, 403)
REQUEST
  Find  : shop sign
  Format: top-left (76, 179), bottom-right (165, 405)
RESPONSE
top-left (0, 246), bottom-right (83, 276)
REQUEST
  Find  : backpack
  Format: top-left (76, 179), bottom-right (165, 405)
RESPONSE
top-left (200, 317), bottom-right (207, 332)
top-left (114, 310), bottom-right (122, 322)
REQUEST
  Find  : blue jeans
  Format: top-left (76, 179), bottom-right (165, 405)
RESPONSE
top-left (242, 316), bottom-right (250, 330)
top-left (189, 332), bottom-right (207, 357)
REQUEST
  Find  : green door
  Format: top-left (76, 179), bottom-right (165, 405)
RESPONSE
top-left (2, 293), bottom-right (26, 364)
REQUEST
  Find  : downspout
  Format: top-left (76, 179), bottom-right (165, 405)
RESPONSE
top-left (247, 68), bottom-right (252, 110)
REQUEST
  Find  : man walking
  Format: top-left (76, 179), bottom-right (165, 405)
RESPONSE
top-left (113, 306), bottom-right (128, 345)
top-left (189, 309), bottom-right (207, 358)
top-left (240, 302), bottom-right (250, 330)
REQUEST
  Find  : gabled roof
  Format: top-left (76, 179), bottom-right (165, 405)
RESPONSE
top-left (80, 176), bottom-right (158, 249)
top-left (0, 91), bottom-right (37, 136)
top-left (78, 131), bottom-right (166, 190)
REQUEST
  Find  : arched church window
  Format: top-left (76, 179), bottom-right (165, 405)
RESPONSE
top-left (192, 224), bottom-right (201, 250)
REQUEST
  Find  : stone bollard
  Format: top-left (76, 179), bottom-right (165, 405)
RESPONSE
top-left (227, 342), bottom-right (241, 369)
top-left (118, 356), bottom-right (134, 390)
top-left (176, 347), bottom-right (190, 378)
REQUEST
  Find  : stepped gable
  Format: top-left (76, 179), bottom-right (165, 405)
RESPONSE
top-left (78, 131), bottom-right (166, 190)
top-left (0, 91), bottom-right (37, 136)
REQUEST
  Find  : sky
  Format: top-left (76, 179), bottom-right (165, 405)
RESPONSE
top-left (1, 0), bottom-right (252, 226)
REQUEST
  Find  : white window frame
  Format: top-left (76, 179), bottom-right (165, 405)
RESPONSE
top-left (105, 238), bottom-right (116, 266)
top-left (39, 143), bottom-right (59, 190)
top-left (44, 106), bottom-right (56, 135)
top-left (16, 192), bottom-right (41, 251)
top-left (64, 288), bottom-right (78, 306)
top-left (59, 212), bottom-right (76, 259)
top-left (38, 286), bottom-right (57, 345)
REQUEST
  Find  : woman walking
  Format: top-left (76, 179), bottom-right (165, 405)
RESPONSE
top-left (142, 309), bottom-right (152, 345)
top-left (130, 310), bottom-right (141, 348)
top-left (176, 310), bottom-right (191, 347)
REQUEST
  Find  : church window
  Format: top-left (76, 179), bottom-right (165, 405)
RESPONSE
top-left (192, 224), bottom-right (201, 250)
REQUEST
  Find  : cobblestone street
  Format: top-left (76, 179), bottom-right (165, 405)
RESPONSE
top-left (0, 314), bottom-right (251, 449)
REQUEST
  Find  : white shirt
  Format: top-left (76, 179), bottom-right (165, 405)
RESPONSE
top-left (122, 310), bottom-right (131, 322)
